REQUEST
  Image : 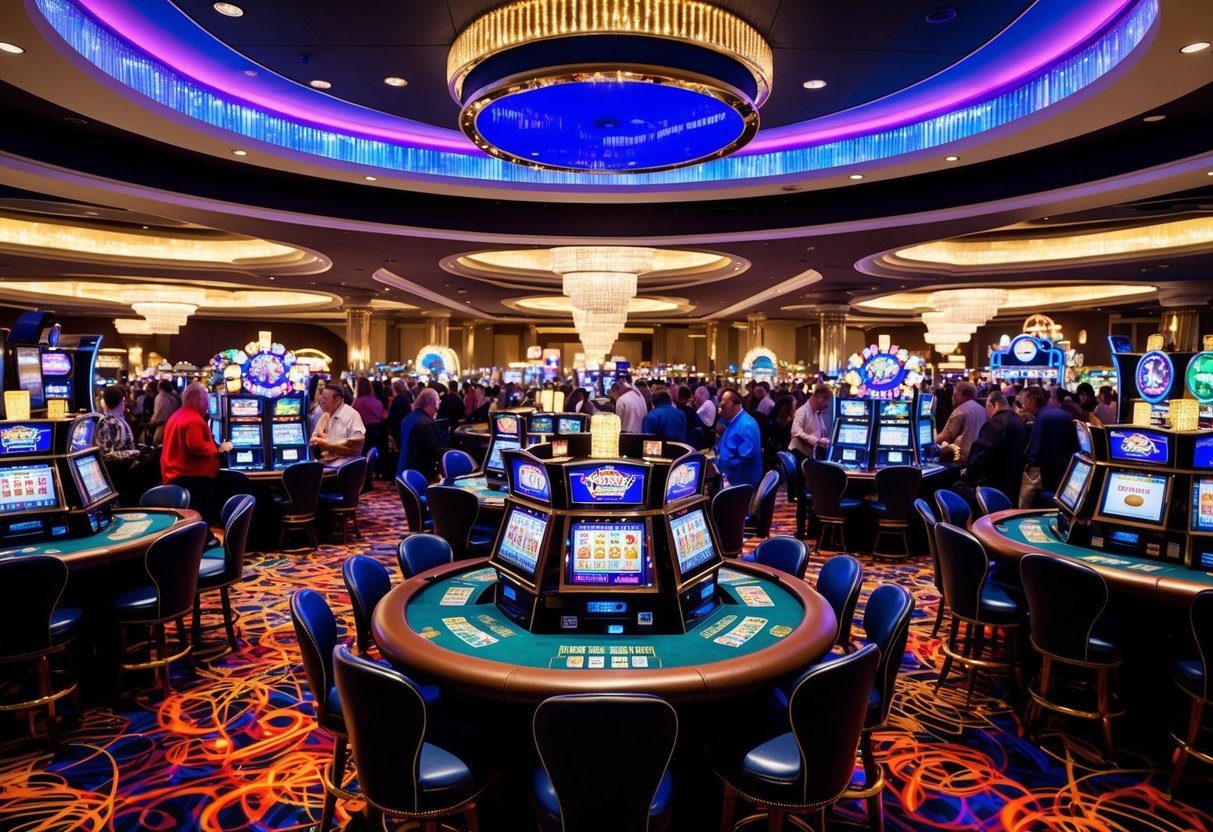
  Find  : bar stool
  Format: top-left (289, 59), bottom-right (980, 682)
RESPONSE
top-left (317, 455), bottom-right (367, 543)
top-left (751, 536), bottom-right (809, 581)
top-left (912, 498), bottom-right (948, 638)
top-left (869, 465), bottom-right (922, 560)
top-left (776, 450), bottom-right (798, 504)
top-left (426, 486), bottom-right (496, 560)
top-left (934, 489), bottom-right (972, 529)
top-left (711, 484), bottom-right (754, 558)
top-left (441, 449), bottom-right (478, 484)
top-left (397, 533), bottom-right (455, 579)
top-left (802, 459), bottom-right (863, 555)
top-left (1168, 589), bottom-right (1213, 794)
top-left (744, 469), bottom-right (781, 540)
top-left (274, 461), bottom-right (325, 552)
top-left (341, 555), bottom-right (392, 654)
top-left (975, 486), bottom-right (1013, 517)
top-left (816, 554), bottom-right (862, 653)
top-left (140, 484), bottom-right (190, 509)
top-left (193, 494), bottom-right (255, 656)
top-left (395, 473), bottom-right (432, 535)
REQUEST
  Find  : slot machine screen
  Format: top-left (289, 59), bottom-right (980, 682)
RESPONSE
top-left (40, 352), bottom-right (72, 377)
top-left (230, 424), bottom-right (264, 447)
top-left (486, 437), bottom-right (520, 474)
top-left (1191, 478), bottom-right (1213, 534)
top-left (917, 421), bottom-right (934, 448)
top-left (918, 393), bottom-right (935, 417)
top-left (273, 397), bottom-right (303, 417)
top-left (837, 424), bottom-right (869, 446)
top-left (43, 382), bottom-right (71, 400)
top-left (1194, 436), bottom-right (1213, 470)
top-left (208, 395), bottom-right (218, 416)
top-left (557, 416), bottom-right (586, 434)
top-left (1075, 421), bottom-right (1093, 456)
top-left (0, 462), bottom-right (60, 513)
top-left (15, 347), bottom-right (44, 407)
top-left (69, 418), bottom-right (94, 452)
top-left (212, 421), bottom-right (224, 444)
top-left (567, 462), bottom-right (648, 506)
top-left (493, 504), bottom-right (549, 579)
top-left (879, 400), bottom-right (911, 420)
top-left (272, 422), bottom-right (306, 446)
top-left (567, 521), bottom-right (647, 586)
top-left (492, 413), bottom-right (521, 437)
top-left (879, 426), bottom-right (911, 447)
top-left (1057, 459), bottom-right (1093, 511)
top-left (229, 398), bottom-right (262, 418)
top-left (1106, 428), bottom-right (1169, 465)
top-left (72, 452), bottom-right (114, 504)
top-left (1098, 469), bottom-right (1168, 525)
top-left (839, 400), bottom-right (867, 418)
top-left (527, 414), bottom-right (553, 435)
top-left (669, 507), bottom-right (717, 578)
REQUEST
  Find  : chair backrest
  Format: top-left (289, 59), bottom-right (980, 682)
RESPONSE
top-left (801, 459), bottom-right (848, 517)
top-left (333, 644), bottom-right (430, 814)
top-left (873, 465), bottom-right (923, 522)
top-left (282, 461), bottom-right (325, 515)
top-left (218, 494), bottom-right (255, 580)
top-left (289, 589), bottom-right (342, 724)
top-left (932, 522), bottom-right (990, 621)
top-left (534, 693), bottom-right (677, 832)
top-left (395, 475), bottom-right (427, 534)
top-left (975, 486), bottom-right (1013, 517)
top-left (215, 468), bottom-right (255, 512)
top-left (342, 555), bottom-right (393, 653)
top-left (144, 520), bottom-right (208, 620)
top-left (363, 446), bottom-right (379, 491)
top-left (398, 533), bottom-right (455, 579)
top-left (816, 554), bottom-right (863, 650)
top-left (425, 485), bottom-right (481, 559)
top-left (401, 468), bottom-right (430, 498)
top-left (862, 584), bottom-right (915, 727)
top-left (1020, 553), bottom-right (1110, 661)
top-left (753, 536), bottom-right (809, 581)
top-left (934, 489), bottom-right (971, 529)
top-left (335, 455), bottom-right (368, 507)
top-left (776, 450), bottom-right (797, 500)
top-left (140, 483), bottom-right (190, 509)
top-left (0, 555), bottom-right (68, 656)
top-left (787, 643), bottom-right (880, 807)
top-left (711, 484), bottom-right (754, 555)
top-left (441, 449), bottom-right (478, 484)
top-left (747, 469), bottom-right (781, 538)
top-left (1189, 590), bottom-right (1213, 703)
top-left (913, 498), bottom-right (942, 592)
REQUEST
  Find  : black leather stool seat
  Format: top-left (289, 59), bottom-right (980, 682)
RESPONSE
top-left (533, 767), bottom-right (673, 822)
top-left (50, 608), bottom-right (83, 642)
top-left (1174, 659), bottom-right (1203, 697)
top-left (978, 582), bottom-right (1023, 625)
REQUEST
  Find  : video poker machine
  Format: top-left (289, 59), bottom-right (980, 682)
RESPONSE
top-left (216, 392), bottom-right (311, 472)
top-left (2, 311), bottom-right (102, 416)
top-left (829, 398), bottom-right (873, 469)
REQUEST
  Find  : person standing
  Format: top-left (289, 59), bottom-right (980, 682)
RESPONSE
top-left (715, 389), bottom-right (763, 490)
top-left (161, 382), bottom-right (232, 525)
top-left (351, 376), bottom-right (386, 474)
top-left (1092, 385), bottom-right (1117, 426)
top-left (935, 381), bottom-right (987, 462)
top-left (610, 379), bottom-right (647, 433)
top-left (789, 383), bottom-right (833, 462)
top-left (1018, 385), bottom-right (1078, 507)
top-left (642, 391), bottom-right (688, 443)
top-left (694, 385), bottom-right (717, 429)
top-left (396, 387), bottom-right (443, 481)
top-left (148, 379), bottom-right (179, 446)
top-left (952, 391), bottom-right (1028, 510)
top-left (310, 383), bottom-right (366, 466)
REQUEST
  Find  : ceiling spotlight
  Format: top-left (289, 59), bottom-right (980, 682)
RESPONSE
top-left (0, 42), bottom-right (25, 54)
top-left (243, 69), bottom-right (258, 77)
top-left (924, 7), bottom-right (957, 24)
top-left (802, 79), bottom-right (827, 90)
top-left (1180, 42), bottom-right (1210, 54)
top-left (384, 76), bottom-right (408, 87)
top-left (1142, 114), bottom-right (1166, 122)
top-left (849, 174), bottom-right (864, 180)
top-left (364, 176), bottom-right (377, 181)
top-left (309, 79), bottom-right (332, 90)
top-left (231, 149), bottom-right (248, 156)
top-left (213, 3), bottom-right (244, 17)
top-left (944, 155), bottom-right (960, 161)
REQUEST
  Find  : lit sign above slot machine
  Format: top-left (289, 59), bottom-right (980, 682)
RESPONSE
top-left (509, 457), bottom-right (551, 503)
top-left (843, 345), bottom-right (924, 400)
top-left (1186, 352), bottom-right (1213, 404)
top-left (40, 352), bottom-right (72, 377)
top-left (664, 455), bottom-right (704, 504)
top-left (567, 462), bottom-right (648, 505)
top-left (1135, 350), bottom-right (1174, 404)
top-left (0, 423), bottom-right (53, 455)
top-left (1106, 429), bottom-right (1170, 466)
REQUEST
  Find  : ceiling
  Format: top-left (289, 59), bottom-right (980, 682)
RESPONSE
top-left (0, 0), bottom-right (1210, 332)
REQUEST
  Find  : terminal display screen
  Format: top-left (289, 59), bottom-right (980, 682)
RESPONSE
top-left (567, 462), bottom-right (648, 505)
top-left (918, 421), bottom-right (934, 448)
top-left (557, 416), bottom-right (586, 434)
top-left (273, 397), bottom-right (302, 417)
top-left (0, 423), bottom-right (53, 455)
top-left (44, 383), bottom-right (71, 400)
top-left (509, 457), bottom-right (551, 502)
top-left (272, 422), bottom-right (306, 446)
top-left (528, 415), bottom-right (553, 434)
top-left (1107, 429), bottom-right (1169, 465)
top-left (664, 456), bottom-right (703, 504)
top-left (1058, 459), bottom-right (1093, 511)
top-left (1192, 478), bottom-right (1213, 534)
top-left (493, 413), bottom-right (521, 437)
top-left (72, 452), bottom-right (113, 504)
top-left (1194, 436), bottom-right (1213, 470)
top-left (230, 424), bottom-right (264, 447)
top-left (486, 437), bottom-right (520, 473)
top-left (837, 424), bottom-right (869, 446)
top-left (568, 521), bottom-right (646, 586)
top-left (0, 462), bottom-right (60, 514)
top-left (1075, 421), bottom-right (1093, 456)
top-left (15, 347), bottom-right (44, 407)
top-left (1099, 469), bottom-right (1168, 525)
top-left (229, 398), bottom-right (262, 418)
top-left (839, 400), bottom-right (868, 418)
top-left (879, 400), bottom-right (911, 419)
top-left (208, 396), bottom-right (219, 416)
top-left (670, 507), bottom-right (716, 577)
top-left (40, 352), bottom-right (72, 377)
top-left (70, 418), bottom-right (94, 452)
top-left (919, 394), bottom-right (934, 417)
top-left (879, 426), bottom-right (911, 448)
top-left (496, 505), bottom-right (549, 578)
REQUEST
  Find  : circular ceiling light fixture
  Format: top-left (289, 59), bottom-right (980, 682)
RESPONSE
top-left (447, 0), bottom-right (772, 174)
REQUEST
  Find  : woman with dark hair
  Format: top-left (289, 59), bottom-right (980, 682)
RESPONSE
top-left (565, 387), bottom-right (588, 413)
top-left (1075, 382), bottom-right (1097, 415)
top-left (352, 376), bottom-right (386, 475)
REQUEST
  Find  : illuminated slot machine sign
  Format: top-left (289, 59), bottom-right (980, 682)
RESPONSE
top-left (1106, 428), bottom-right (1171, 466)
top-left (990, 335), bottom-right (1065, 381)
top-left (0, 422), bottom-right (53, 456)
top-left (566, 461), bottom-right (649, 507)
top-left (843, 345), bottom-right (924, 401)
top-left (240, 343), bottom-right (301, 399)
top-left (40, 351), bottom-right (73, 402)
top-left (1135, 350), bottom-right (1175, 405)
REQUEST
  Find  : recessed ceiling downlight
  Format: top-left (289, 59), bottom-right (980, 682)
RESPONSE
top-left (213, 3), bottom-right (244, 17)
top-left (0, 42), bottom-right (25, 54)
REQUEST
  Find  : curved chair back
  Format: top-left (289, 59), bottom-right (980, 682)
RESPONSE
top-left (362, 447), bottom-right (379, 492)
top-left (334, 455), bottom-right (368, 508)
top-left (776, 450), bottom-right (798, 503)
top-left (787, 644), bottom-right (880, 806)
top-left (748, 469), bottom-right (781, 539)
top-left (1020, 553), bottom-right (1110, 662)
top-left (426, 485), bottom-right (481, 559)
top-left (816, 554), bottom-right (862, 650)
top-left (401, 468), bottom-right (430, 500)
top-left (282, 461), bottom-right (325, 516)
top-left (217, 494), bottom-right (255, 581)
top-left (711, 484), bottom-right (754, 557)
top-left (534, 693), bottom-right (677, 832)
top-left (441, 449), bottom-right (478, 484)
top-left (801, 459), bottom-right (848, 518)
top-left (862, 584), bottom-right (915, 727)
top-left (144, 520), bottom-right (208, 620)
top-left (933, 522), bottom-right (991, 622)
top-left (140, 484), bottom-right (190, 509)
top-left (873, 466), bottom-right (922, 522)
top-left (0, 556), bottom-right (68, 656)
top-left (753, 536), bottom-right (809, 581)
top-left (289, 589), bottom-right (342, 727)
top-left (398, 533), bottom-right (455, 579)
top-left (396, 474), bottom-right (428, 534)
top-left (913, 499), bottom-right (940, 590)
top-left (934, 489), bottom-right (971, 529)
top-left (215, 468), bottom-right (255, 513)
top-left (342, 555), bottom-right (393, 653)
top-left (975, 486), bottom-right (1013, 517)
top-left (1190, 590), bottom-right (1213, 702)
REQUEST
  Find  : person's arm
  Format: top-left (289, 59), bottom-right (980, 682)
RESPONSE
top-left (183, 418), bottom-right (226, 458)
top-left (936, 407), bottom-right (965, 444)
top-left (790, 405), bottom-right (812, 444)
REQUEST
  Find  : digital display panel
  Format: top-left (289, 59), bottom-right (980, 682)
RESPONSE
top-left (230, 424), bottom-right (264, 447)
top-left (40, 352), bottom-right (72, 377)
top-left (43, 382), bottom-right (71, 400)
top-left (211, 421), bottom-right (224, 444)
top-left (837, 424), bottom-right (869, 446)
top-left (70, 418), bottom-right (94, 452)
top-left (510, 457), bottom-right (550, 502)
top-left (670, 507), bottom-right (716, 577)
top-left (568, 462), bottom-right (648, 505)
top-left (229, 398), bottom-right (262, 418)
top-left (1191, 478), bottom-right (1213, 534)
top-left (272, 422), bottom-right (306, 446)
top-left (839, 399), bottom-right (868, 418)
top-left (0, 423), bottom-right (53, 455)
top-left (1107, 429), bottom-right (1169, 465)
top-left (879, 400), bottom-right (911, 419)
top-left (1058, 459), bottom-right (1092, 511)
top-left (550, 439), bottom-right (569, 458)
top-left (496, 505), bottom-right (549, 577)
top-left (879, 426), bottom-right (911, 448)
top-left (73, 452), bottom-right (113, 504)
top-left (15, 348), bottom-right (44, 406)
top-left (568, 521), bottom-right (646, 586)
top-left (643, 440), bottom-right (663, 458)
top-left (1099, 469), bottom-right (1168, 525)
top-left (486, 437), bottom-right (520, 473)
top-left (919, 393), bottom-right (935, 417)
top-left (528, 415), bottom-right (553, 434)
top-left (0, 462), bottom-right (60, 514)
top-left (274, 397), bottom-right (303, 417)
top-left (208, 395), bottom-right (219, 416)
top-left (493, 413), bottom-right (521, 437)
top-left (556, 416), bottom-right (586, 434)
top-left (1194, 436), bottom-right (1213, 470)
top-left (1075, 421), bottom-right (1093, 456)
top-left (664, 457), bottom-right (703, 504)
top-left (918, 421), bottom-right (934, 447)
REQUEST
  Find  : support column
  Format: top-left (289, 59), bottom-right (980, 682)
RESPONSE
top-left (462, 321), bottom-right (477, 373)
top-left (818, 306), bottom-right (848, 378)
top-left (425, 311), bottom-right (451, 347)
top-left (747, 313), bottom-right (766, 351)
top-left (1160, 307), bottom-right (1201, 352)
top-left (704, 322), bottom-right (719, 375)
top-left (651, 323), bottom-right (664, 367)
top-left (345, 305), bottom-right (373, 375)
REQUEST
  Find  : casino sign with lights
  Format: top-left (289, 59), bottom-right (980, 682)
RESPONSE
top-left (1186, 352), bottom-right (1213, 404)
top-left (1135, 350), bottom-right (1174, 404)
top-left (237, 341), bottom-right (307, 399)
top-left (843, 345), bottom-right (924, 400)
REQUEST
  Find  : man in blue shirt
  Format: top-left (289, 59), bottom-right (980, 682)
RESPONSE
top-left (1018, 385), bottom-right (1078, 506)
top-left (715, 389), bottom-right (763, 489)
top-left (642, 391), bottom-right (688, 443)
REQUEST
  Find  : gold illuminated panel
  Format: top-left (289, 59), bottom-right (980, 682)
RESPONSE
top-left (855, 284), bottom-right (1156, 313)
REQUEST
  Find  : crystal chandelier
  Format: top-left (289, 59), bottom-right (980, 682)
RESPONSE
top-left (927, 288), bottom-right (1009, 326)
top-left (113, 318), bottom-right (156, 335)
top-left (551, 247), bottom-right (657, 356)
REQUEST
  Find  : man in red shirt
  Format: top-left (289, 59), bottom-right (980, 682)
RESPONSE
top-left (161, 382), bottom-right (233, 525)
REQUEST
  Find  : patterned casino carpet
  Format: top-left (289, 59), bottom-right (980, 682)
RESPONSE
top-left (1, 483), bottom-right (1211, 831)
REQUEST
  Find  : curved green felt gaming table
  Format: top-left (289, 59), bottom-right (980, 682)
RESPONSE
top-left (373, 558), bottom-right (837, 704)
top-left (0, 508), bottom-right (201, 570)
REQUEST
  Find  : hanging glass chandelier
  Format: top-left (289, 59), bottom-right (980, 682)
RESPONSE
top-left (927, 288), bottom-right (1009, 326)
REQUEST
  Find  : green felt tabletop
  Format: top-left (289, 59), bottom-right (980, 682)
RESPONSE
top-left (404, 565), bottom-right (807, 669)
top-left (449, 475), bottom-right (506, 506)
top-left (0, 510), bottom-right (179, 557)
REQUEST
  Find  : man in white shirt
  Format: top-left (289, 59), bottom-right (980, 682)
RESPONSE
top-left (610, 379), bottom-right (647, 433)
top-left (310, 383), bottom-right (366, 464)
top-left (694, 385), bottom-right (716, 428)
top-left (754, 382), bottom-right (775, 416)
top-left (790, 384), bottom-right (833, 460)
top-left (936, 381), bottom-right (987, 461)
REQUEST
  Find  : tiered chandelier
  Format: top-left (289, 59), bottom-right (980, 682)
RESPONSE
top-left (550, 247), bottom-right (657, 361)
top-left (115, 286), bottom-right (206, 335)
top-left (921, 288), bottom-right (1008, 354)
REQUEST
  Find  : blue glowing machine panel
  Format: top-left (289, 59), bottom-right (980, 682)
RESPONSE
top-left (567, 462), bottom-right (648, 506)
top-left (0, 423), bottom-right (53, 455)
top-left (1106, 429), bottom-right (1170, 466)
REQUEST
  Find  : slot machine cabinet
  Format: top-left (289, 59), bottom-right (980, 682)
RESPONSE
top-left (656, 453), bottom-right (723, 631)
top-left (524, 412), bottom-right (556, 447)
top-left (53, 334), bottom-right (102, 414)
top-left (268, 394), bottom-right (311, 469)
top-left (872, 398), bottom-right (918, 468)
top-left (916, 392), bottom-right (938, 462)
top-left (224, 396), bottom-right (266, 471)
top-left (829, 398), bottom-right (874, 470)
top-left (484, 412), bottom-right (525, 489)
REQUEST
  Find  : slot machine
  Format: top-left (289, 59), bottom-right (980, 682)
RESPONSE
top-left (525, 412), bottom-right (555, 446)
top-left (484, 412), bottom-right (524, 489)
top-left (916, 392), bottom-right (938, 462)
top-left (656, 453), bottom-right (724, 630)
top-left (268, 394), bottom-right (311, 469)
top-left (872, 398), bottom-right (916, 468)
top-left (225, 396), bottom-right (265, 471)
top-left (490, 450), bottom-right (560, 630)
top-left (828, 398), bottom-right (873, 470)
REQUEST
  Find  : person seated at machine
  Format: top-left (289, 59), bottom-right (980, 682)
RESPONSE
top-left (951, 391), bottom-right (1027, 512)
top-left (310, 383), bottom-right (366, 467)
top-left (95, 384), bottom-right (159, 506)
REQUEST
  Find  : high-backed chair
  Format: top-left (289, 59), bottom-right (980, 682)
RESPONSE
top-left (816, 554), bottom-right (862, 652)
top-left (396, 473), bottom-right (432, 535)
top-left (0, 556), bottom-right (81, 749)
top-left (870, 465), bottom-right (923, 559)
top-left (711, 484), bottom-right (754, 558)
top-left (341, 555), bottom-right (392, 654)
top-left (933, 523), bottom-right (1025, 709)
top-left (801, 459), bottom-right (863, 554)
top-left (1169, 589), bottom-right (1213, 794)
top-left (934, 489), bottom-right (972, 529)
top-left (752, 536), bottom-right (809, 581)
top-left (140, 483), bottom-right (190, 509)
top-left (975, 486), bottom-right (1013, 517)
top-left (710, 644), bottom-right (879, 832)
top-left (441, 449), bottom-right (478, 484)
top-left (317, 455), bottom-right (368, 543)
top-left (332, 645), bottom-right (493, 832)
top-left (745, 469), bottom-right (781, 540)
top-left (913, 498), bottom-right (948, 638)
top-left (274, 461), bottom-right (325, 552)
top-left (113, 520), bottom-right (208, 694)
top-left (401, 468), bottom-right (431, 507)
top-left (398, 533), bottom-right (455, 579)
top-left (193, 494), bottom-right (255, 655)
top-left (361, 446), bottom-right (379, 494)
top-left (532, 694), bottom-right (677, 832)
top-left (1020, 553), bottom-right (1125, 761)
top-left (776, 450), bottom-right (798, 504)
top-left (289, 589), bottom-right (353, 832)
top-left (426, 485), bottom-right (494, 560)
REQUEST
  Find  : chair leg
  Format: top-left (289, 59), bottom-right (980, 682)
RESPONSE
top-left (1169, 697), bottom-right (1204, 794)
top-left (720, 782), bottom-right (740, 832)
top-left (320, 734), bottom-right (346, 832)
top-left (931, 599), bottom-right (946, 639)
top-left (767, 809), bottom-right (785, 832)
top-left (220, 586), bottom-right (238, 650)
top-left (1097, 666), bottom-right (1115, 763)
top-left (35, 655), bottom-right (61, 751)
top-left (192, 593), bottom-right (203, 646)
top-left (936, 617), bottom-right (957, 692)
top-left (154, 624), bottom-right (172, 694)
top-left (860, 730), bottom-right (885, 832)
top-left (463, 803), bottom-right (480, 832)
